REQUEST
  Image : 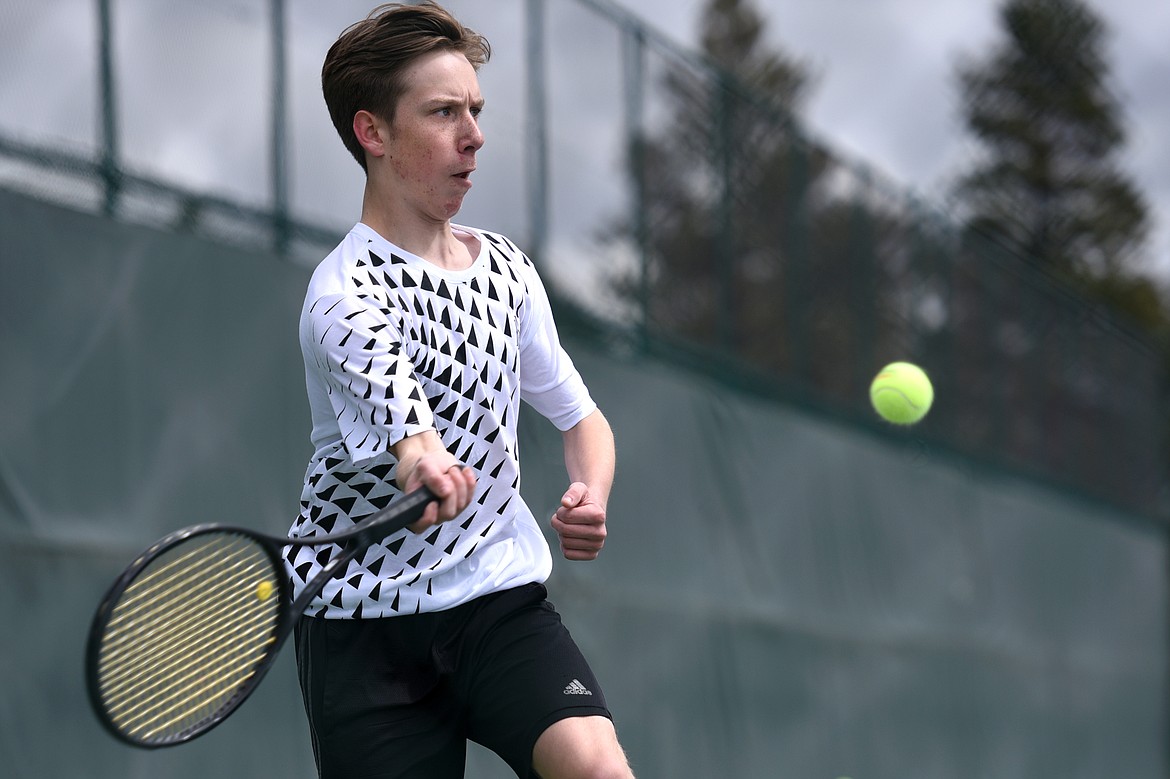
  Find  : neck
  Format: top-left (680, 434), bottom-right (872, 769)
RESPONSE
top-left (360, 181), bottom-right (474, 271)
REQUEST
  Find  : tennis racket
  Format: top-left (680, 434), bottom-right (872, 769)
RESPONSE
top-left (85, 486), bottom-right (436, 748)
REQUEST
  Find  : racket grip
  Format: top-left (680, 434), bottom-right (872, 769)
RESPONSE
top-left (352, 485), bottom-right (437, 544)
top-left (287, 486), bottom-right (441, 618)
top-left (395, 484), bottom-right (438, 520)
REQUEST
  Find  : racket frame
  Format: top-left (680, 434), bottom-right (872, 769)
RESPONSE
top-left (85, 487), bottom-right (434, 748)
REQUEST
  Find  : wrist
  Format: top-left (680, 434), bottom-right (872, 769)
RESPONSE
top-left (391, 430), bottom-right (445, 489)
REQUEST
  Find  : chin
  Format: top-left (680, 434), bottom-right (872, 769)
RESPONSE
top-left (439, 198), bottom-right (468, 220)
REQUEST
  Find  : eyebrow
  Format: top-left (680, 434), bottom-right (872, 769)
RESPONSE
top-left (421, 95), bottom-right (485, 110)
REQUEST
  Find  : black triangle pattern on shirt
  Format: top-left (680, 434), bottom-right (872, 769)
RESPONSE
top-left (287, 231), bottom-right (576, 619)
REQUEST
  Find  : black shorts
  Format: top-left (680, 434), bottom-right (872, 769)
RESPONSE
top-left (294, 582), bottom-right (611, 779)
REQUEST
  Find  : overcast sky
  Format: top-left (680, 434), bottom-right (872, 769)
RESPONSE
top-left (1, 0), bottom-right (1166, 278)
top-left (645, 0), bottom-right (1170, 274)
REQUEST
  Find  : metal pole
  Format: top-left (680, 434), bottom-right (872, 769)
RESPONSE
top-left (849, 169), bottom-right (876, 393)
top-left (525, 0), bottom-right (549, 268)
top-left (623, 25), bottom-right (648, 341)
top-left (715, 75), bottom-right (736, 350)
top-left (98, 0), bottom-right (120, 216)
top-left (271, 0), bottom-right (289, 255)
top-left (784, 140), bottom-right (810, 382)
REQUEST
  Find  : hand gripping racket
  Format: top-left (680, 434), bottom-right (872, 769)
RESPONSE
top-left (85, 486), bottom-right (436, 748)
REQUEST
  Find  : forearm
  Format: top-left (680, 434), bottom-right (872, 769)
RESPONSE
top-left (562, 409), bottom-right (615, 504)
top-left (390, 429), bottom-right (451, 489)
top-left (389, 429), bottom-right (476, 531)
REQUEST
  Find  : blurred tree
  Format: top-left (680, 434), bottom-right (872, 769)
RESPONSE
top-left (951, 0), bottom-right (1166, 514)
top-left (953, 0), bottom-right (1163, 332)
top-left (606, 0), bottom-right (927, 401)
top-left (697, 0), bottom-right (806, 102)
top-left (611, 0), bottom-right (816, 347)
top-left (596, 0), bottom-right (1164, 515)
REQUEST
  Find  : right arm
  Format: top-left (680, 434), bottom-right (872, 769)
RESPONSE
top-left (391, 430), bottom-right (476, 532)
top-left (307, 292), bottom-right (476, 531)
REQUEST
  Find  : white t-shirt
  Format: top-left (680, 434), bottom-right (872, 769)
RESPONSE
top-left (284, 222), bottom-right (596, 618)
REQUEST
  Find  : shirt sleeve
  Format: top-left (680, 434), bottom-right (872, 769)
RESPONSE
top-left (516, 261), bottom-right (597, 431)
top-left (303, 292), bottom-right (435, 464)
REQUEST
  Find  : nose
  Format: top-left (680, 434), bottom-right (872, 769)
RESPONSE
top-left (463, 113), bottom-right (484, 153)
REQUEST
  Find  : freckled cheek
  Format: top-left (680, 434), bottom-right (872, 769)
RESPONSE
top-left (389, 149), bottom-right (443, 185)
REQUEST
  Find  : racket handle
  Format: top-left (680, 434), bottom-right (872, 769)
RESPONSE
top-left (288, 486), bottom-right (439, 617)
top-left (349, 485), bottom-right (437, 547)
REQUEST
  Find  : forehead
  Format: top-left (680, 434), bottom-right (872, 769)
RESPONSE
top-left (400, 49), bottom-right (482, 102)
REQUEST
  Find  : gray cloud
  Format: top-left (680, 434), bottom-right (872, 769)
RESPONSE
top-left (0, 0), bottom-right (1165, 273)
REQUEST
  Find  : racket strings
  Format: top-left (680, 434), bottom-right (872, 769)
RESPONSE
top-left (100, 542), bottom-right (269, 673)
top-left (100, 567), bottom-right (269, 711)
top-left (95, 533), bottom-right (281, 743)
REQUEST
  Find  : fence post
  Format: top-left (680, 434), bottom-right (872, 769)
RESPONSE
top-left (525, 0), bottom-right (549, 269)
top-left (271, 0), bottom-right (290, 255)
top-left (714, 74), bottom-right (736, 351)
top-left (623, 25), bottom-right (648, 345)
top-left (97, 0), bottom-right (120, 217)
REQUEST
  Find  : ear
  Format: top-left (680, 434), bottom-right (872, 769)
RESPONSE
top-left (353, 110), bottom-right (388, 161)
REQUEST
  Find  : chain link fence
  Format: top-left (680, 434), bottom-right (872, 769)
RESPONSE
top-left (0, 0), bottom-right (1163, 517)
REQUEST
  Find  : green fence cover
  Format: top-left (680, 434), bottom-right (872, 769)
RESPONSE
top-left (1, 190), bottom-right (1165, 778)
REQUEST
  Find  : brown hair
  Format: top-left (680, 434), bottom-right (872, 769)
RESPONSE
top-left (322, 2), bottom-right (491, 171)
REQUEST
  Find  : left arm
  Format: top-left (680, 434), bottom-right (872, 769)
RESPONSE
top-left (552, 408), bottom-right (615, 561)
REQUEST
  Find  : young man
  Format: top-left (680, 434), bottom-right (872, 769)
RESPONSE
top-left (284, 4), bottom-right (633, 778)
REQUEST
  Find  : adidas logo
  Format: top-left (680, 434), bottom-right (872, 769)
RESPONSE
top-left (563, 679), bottom-right (593, 696)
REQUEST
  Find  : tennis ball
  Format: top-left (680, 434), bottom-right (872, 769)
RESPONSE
top-left (256, 581), bottom-right (274, 601)
top-left (870, 361), bottom-right (933, 425)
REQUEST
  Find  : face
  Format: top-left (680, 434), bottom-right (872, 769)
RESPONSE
top-left (378, 49), bottom-right (485, 222)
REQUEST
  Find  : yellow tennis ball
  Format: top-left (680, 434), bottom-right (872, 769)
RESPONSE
top-left (870, 361), bottom-right (933, 424)
top-left (256, 581), bottom-right (274, 601)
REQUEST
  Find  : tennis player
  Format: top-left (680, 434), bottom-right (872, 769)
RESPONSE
top-left (284, 3), bottom-right (633, 777)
